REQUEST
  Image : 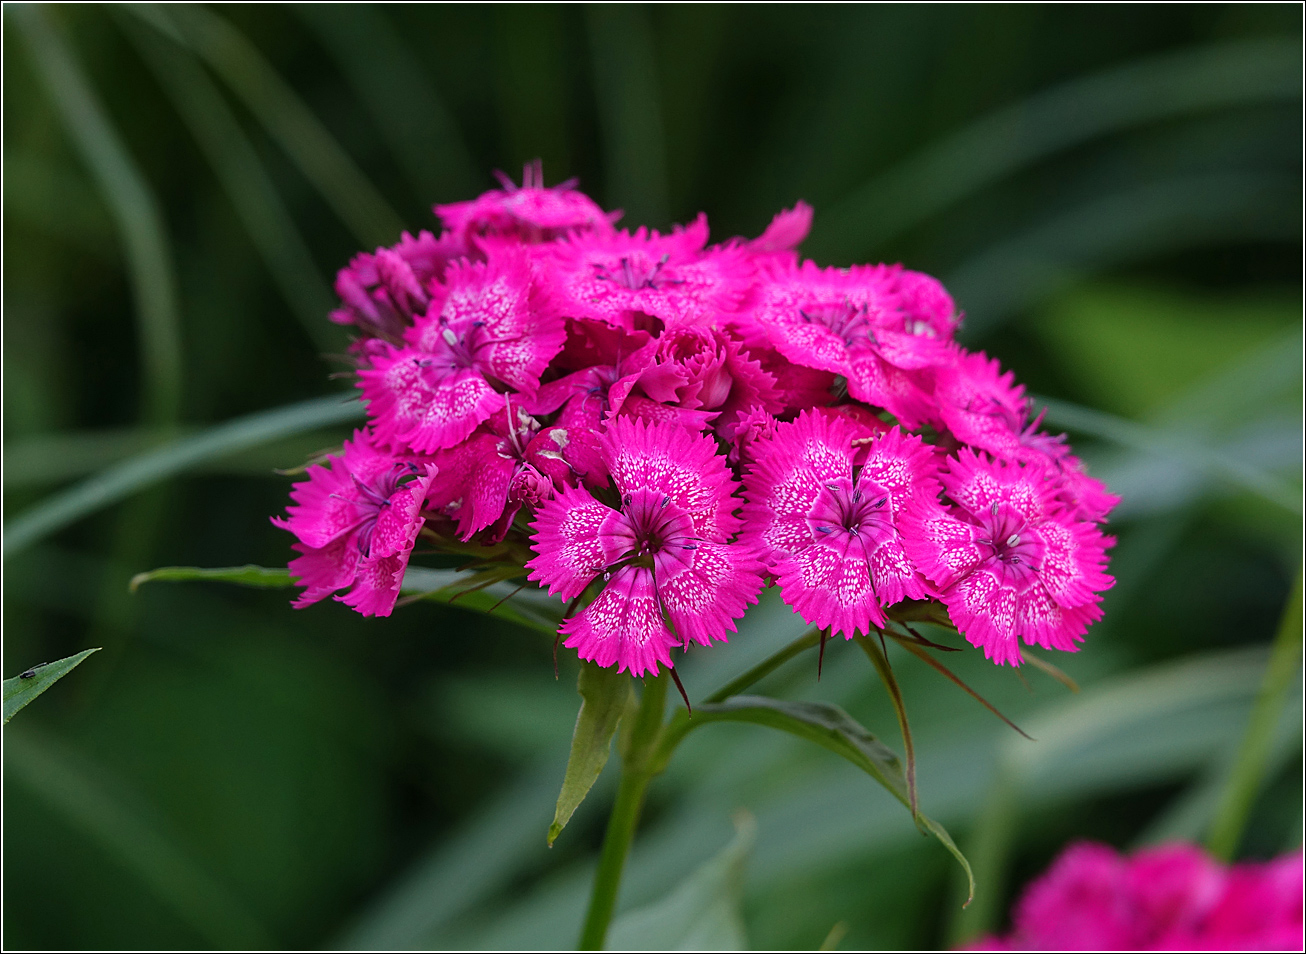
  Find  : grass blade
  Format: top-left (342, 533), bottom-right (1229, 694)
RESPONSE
top-left (4, 648), bottom-right (100, 724)
top-left (114, 8), bottom-right (339, 351)
top-left (814, 37), bottom-right (1301, 259)
top-left (1018, 647), bottom-right (1081, 693)
top-left (1207, 569), bottom-right (1304, 859)
top-left (128, 565), bottom-right (293, 592)
top-left (2, 395), bottom-right (363, 559)
top-left (12, 5), bottom-right (182, 426)
top-left (297, 5), bottom-right (476, 203)
top-left (160, 4), bottom-right (405, 247)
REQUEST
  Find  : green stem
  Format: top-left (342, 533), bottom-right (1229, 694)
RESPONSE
top-left (1207, 569), bottom-right (1303, 860)
top-left (705, 627), bottom-right (822, 704)
top-left (578, 672), bottom-right (667, 950)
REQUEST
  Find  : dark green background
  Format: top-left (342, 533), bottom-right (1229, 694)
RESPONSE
top-left (4, 4), bottom-right (1301, 949)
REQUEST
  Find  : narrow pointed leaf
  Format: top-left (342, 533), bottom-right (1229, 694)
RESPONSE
top-left (855, 634), bottom-right (919, 819)
top-left (129, 565), bottom-right (293, 592)
top-left (4, 648), bottom-right (101, 724)
top-left (891, 633), bottom-right (1032, 738)
top-left (688, 695), bottom-right (974, 903)
top-left (549, 661), bottom-right (634, 846)
top-left (1018, 647), bottom-right (1081, 693)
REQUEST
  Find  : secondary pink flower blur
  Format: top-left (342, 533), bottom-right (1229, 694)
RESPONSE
top-left (527, 418), bottom-right (764, 676)
top-left (902, 449), bottom-right (1114, 665)
top-left (272, 430), bottom-right (436, 617)
top-left (742, 409), bottom-right (938, 638)
top-left (974, 841), bottom-right (1303, 951)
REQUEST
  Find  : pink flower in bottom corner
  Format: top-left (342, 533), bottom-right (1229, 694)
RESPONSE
top-left (741, 410), bottom-right (939, 638)
top-left (526, 418), bottom-right (764, 676)
top-left (972, 841), bottom-right (1304, 951)
top-left (272, 430), bottom-right (436, 617)
top-left (902, 449), bottom-right (1114, 666)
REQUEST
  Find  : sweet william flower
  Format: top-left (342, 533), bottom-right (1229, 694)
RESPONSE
top-left (331, 230), bottom-right (466, 342)
top-left (527, 418), bottom-right (764, 676)
top-left (359, 245), bottom-right (566, 453)
top-left (742, 410), bottom-right (940, 638)
top-left (272, 430), bottom-right (437, 617)
top-left (902, 449), bottom-right (1114, 665)
top-left (974, 841), bottom-right (1303, 951)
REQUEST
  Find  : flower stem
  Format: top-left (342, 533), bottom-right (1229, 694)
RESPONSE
top-left (578, 671), bottom-right (668, 950)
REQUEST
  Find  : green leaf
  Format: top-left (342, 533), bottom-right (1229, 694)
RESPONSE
top-left (2, 395), bottom-right (363, 560)
top-left (855, 635), bottom-right (920, 819)
top-left (3, 648), bottom-right (101, 724)
top-left (129, 565), bottom-right (292, 592)
top-left (690, 695), bottom-right (974, 904)
top-left (549, 661), bottom-right (635, 846)
top-left (605, 811), bottom-right (755, 951)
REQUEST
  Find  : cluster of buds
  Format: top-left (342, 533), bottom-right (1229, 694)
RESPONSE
top-left (274, 164), bottom-right (1116, 673)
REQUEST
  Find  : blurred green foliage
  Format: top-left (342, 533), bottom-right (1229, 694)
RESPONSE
top-left (3, 4), bottom-right (1301, 950)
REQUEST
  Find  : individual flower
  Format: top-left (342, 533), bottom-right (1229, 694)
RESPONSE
top-left (527, 418), bottom-right (763, 675)
top-left (435, 159), bottom-right (619, 244)
top-left (902, 449), bottom-right (1114, 665)
top-left (974, 841), bottom-right (1303, 951)
top-left (272, 430), bottom-right (437, 617)
top-left (359, 246), bottom-right (566, 453)
top-left (742, 410), bottom-right (939, 637)
top-left (749, 260), bottom-right (953, 426)
top-left (544, 214), bottom-right (754, 328)
top-left (331, 230), bottom-right (466, 341)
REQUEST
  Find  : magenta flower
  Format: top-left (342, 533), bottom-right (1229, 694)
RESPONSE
top-left (435, 160), bottom-right (619, 244)
top-left (749, 261), bottom-right (954, 426)
top-left (902, 449), bottom-right (1114, 665)
top-left (272, 430), bottom-right (437, 617)
top-left (544, 214), bottom-right (754, 328)
top-left (975, 841), bottom-right (1303, 951)
top-left (742, 410), bottom-right (940, 638)
top-left (358, 246), bottom-right (566, 453)
top-left (744, 201), bottom-right (814, 258)
top-left (527, 418), bottom-right (763, 675)
top-left (331, 230), bottom-right (466, 341)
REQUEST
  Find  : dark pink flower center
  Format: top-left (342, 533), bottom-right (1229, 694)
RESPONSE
top-left (975, 503), bottom-right (1044, 587)
top-left (799, 300), bottom-right (876, 349)
top-left (593, 253), bottom-right (680, 291)
top-left (347, 463), bottom-right (420, 557)
top-left (809, 476), bottom-right (894, 544)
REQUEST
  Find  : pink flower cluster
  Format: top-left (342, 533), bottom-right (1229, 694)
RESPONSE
top-left (275, 166), bottom-right (1117, 673)
top-left (974, 841), bottom-right (1303, 951)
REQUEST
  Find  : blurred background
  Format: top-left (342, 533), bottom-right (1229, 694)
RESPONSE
top-left (3, 3), bottom-right (1301, 949)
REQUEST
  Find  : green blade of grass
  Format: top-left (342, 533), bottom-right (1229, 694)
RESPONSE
top-left (12, 4), bottom-right (183, 427)
top-left (157, 3), bottom-right (405, 247)
top-left (815, 37), bottom-right (1301, 260)
top-left (114, 8), bottom-right (339, 351)
top-left (2, 395), bottom-right (363, 560)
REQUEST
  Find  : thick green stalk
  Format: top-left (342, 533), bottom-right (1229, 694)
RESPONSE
top-left (578, 672), bottom-right (668, 950)
top-left (1207, 569), bottom-right (1303, 860)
